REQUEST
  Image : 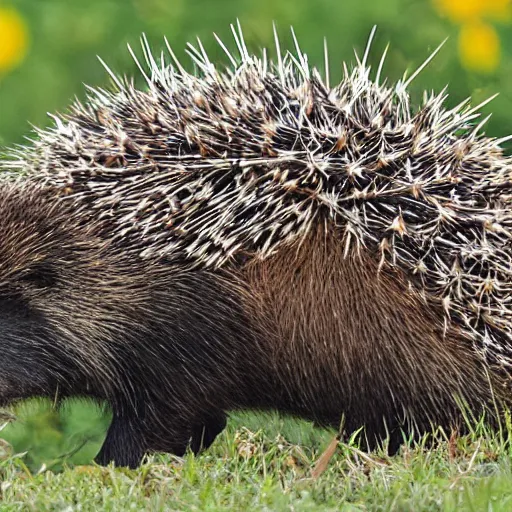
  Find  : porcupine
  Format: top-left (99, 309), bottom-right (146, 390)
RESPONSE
top-left (1, 24), bottom-right (512, 468)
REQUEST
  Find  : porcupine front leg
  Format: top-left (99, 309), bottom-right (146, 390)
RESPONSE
top-left (94, 404), bottom-right (224, 465)
top-left (96, 413), bottom-right (197, 467)
top-left (189, 412), bottom-right (227, 453)
top-left (142, 411), bottom-right (227, 457)
top-left (95, 413), bottom-right (147, 468)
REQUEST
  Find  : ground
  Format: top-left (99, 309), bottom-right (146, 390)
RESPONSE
top-left (1, 403), bottom-right (512, 511)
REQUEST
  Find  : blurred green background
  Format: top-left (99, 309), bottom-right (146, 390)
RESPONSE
top-left (1, 0), bottom-right (512, 470)
top-left (2, 0), bottom-right (512, 147)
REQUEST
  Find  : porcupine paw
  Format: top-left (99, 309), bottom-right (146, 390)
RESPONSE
top-left (142, 412), bottom-right (227, 458)
top-left (95, 415), bottom-right (146, 469)
top-left (189, 412), bottom-right (227, 454)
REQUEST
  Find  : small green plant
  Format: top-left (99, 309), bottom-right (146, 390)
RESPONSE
top-left (1, 404), bottom-right (512, 510)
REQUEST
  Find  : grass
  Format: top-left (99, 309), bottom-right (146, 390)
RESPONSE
top-left (1, 404), bottom-right (512, 510)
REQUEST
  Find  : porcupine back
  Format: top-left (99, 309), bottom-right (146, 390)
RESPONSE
top-left (7, 26), bottom-right (512, 440)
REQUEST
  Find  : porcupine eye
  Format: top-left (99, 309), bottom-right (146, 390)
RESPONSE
top-left (18, 263), bottom-right (58, 289)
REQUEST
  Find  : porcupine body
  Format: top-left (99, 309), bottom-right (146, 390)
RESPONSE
top-left (1, 26), bottom-right (512, 468)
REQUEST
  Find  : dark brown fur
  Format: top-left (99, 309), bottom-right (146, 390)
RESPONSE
top-left (0, 184), bottom-right (508, 467)
top-left (241, 227), bottom-right (509, 449)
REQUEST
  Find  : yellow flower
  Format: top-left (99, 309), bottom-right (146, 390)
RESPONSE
top-left (487, 0), bottom-right (512, 21)
top-left (434, 0), bottom-right (486, 22)
top-left (434, 0), bottom-right (511, 22)
top-left (458, 20), bottom-right (500, 73)
top-left (0, 6), bottom-right (28, 73)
